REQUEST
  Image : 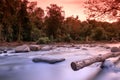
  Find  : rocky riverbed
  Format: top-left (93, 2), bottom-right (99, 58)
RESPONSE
top-left (0, 43), bottom-right (120, 80)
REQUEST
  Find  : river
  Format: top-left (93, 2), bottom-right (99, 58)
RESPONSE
top-left (0, 43), bottom-right (119, 80)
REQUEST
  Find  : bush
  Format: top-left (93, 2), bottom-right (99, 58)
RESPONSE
top-left (31, 26), bottom-right (46, 41)
top-left (36, 37), bottom-right (51, 44)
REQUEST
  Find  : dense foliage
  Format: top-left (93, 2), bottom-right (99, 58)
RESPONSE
top-left (0, 0), bottom-right (120, 43)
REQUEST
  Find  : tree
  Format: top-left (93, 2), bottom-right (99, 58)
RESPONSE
top-left (45, 4), bottom-right (64, 39)
top-left (17, 0), bottom-right (32, 41)
top-left (64, 16), bottom-right (81, 40)
top-left (28, 2), bottom-right (44, 29)
top-left (84, 0), bottom-right (120, 21)
top-left (0, 0), bottom-right (18, 41)
top-left (0, 0), bottom-right (46, 42)
top-left (90, 26), bottom-right (107, 40)
top-left (27, 2), bottom-right (45, 41)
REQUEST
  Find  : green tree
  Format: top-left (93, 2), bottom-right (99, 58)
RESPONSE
top-left (45, 4), bottom-right (64, 39)
top-left (64, 16), bottom-right (81, 40)
top-left (90, 27), bottom-right (107, 41)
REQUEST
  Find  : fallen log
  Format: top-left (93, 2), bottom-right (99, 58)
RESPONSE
top-left (71, 52), bottom-right (120, 71)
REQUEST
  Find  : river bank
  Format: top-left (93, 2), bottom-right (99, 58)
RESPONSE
top-left (0, 41), bottom-right (120, 47)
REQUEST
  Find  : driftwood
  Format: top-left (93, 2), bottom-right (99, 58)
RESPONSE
top-left (71, 52), bottom-right (120, 71)
top-left (32, 57), bottom-right (65, 64)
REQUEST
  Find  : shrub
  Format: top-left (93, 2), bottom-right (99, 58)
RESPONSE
top-left (36, 37), bottom-right (51, 44)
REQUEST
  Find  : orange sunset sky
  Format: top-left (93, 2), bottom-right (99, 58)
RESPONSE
top-left (29, 0), bottom-right (87, 21)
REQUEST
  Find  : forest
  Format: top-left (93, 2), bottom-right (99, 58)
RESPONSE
top-left (0, 0), bottom-right (120, 43)
top-left (1, 0), bottom-right (120, 80)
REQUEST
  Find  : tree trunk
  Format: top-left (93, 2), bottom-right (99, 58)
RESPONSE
top-left (71, 52), bottom-right (120, 71)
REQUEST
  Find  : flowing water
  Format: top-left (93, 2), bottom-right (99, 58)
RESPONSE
top-left (0, 43), bottom-right (119, 80)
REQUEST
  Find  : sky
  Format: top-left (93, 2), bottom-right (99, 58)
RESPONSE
top-left (29, 0), bottom-right (87, 21)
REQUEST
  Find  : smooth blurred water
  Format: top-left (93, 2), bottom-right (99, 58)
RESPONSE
top-left (0, 44), bottom-right (118, 80)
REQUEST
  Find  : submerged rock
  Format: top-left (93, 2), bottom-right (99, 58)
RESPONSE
top-left (3, 50), bottom-right (7, 53)
top-left (101, 60), bottom-right (115, 70)
top-left (75, 46), bottom-right (80, 49)
top-left (82, 48), bottom-right (88, 50)
top-left (15, 45), bottom-right (30, 53)
top-left (111, 47), bottom-right (120, 52)
top-left (105, 46), bottom-right (111, 49)
top-left (32, 56), bottom-right (65, 64)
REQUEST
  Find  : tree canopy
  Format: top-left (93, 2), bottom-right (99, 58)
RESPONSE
top-left (0, 0), bottom-right (120, 43)
top-left (45, 4), bottom-right (64, 39)
top-left (84, 0), bottom-right (120, 21)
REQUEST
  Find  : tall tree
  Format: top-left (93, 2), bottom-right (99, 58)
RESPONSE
top-left (45, 4), bottom-right (64, 39)
top-left (28, 2), bottom-right (45, 41)
top-left (0, 0), bottom-right (17, 41)
top-left (28, 2), bottom-right (44, 29)
top-left (17, 0), bottom-right (32, 41)
top-left (64, 16), bottom-right (81, 40)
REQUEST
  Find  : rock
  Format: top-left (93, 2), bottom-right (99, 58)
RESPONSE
top-left (105, 46), bottom-right (111, 49)
top-left (56, 45), bottom-right (66, 47)
top-left (111, 47), bottom-right (120, 52)
top-left (99, 45), bottom-right (105, 48)
top-left (90, 44), bottom-right (97, 47)
top-left (32, 56), bottom-right (65, 64)
top-left (3, 50), bottom-right (7, 53)
top-left (82, 48), bottom-right (88, 50)
top-left (101, 60), bottom-right (120, 73)
top-left (75, 46), bottom-right (80, 49)
top-left (70, 44), bottom-right (76, 47)
top-left (0, 47), bottom-right (8, 52)
top-left (15, 45), bottom-right (30, 53)
top-left (101, 60), bottom-right (115, 70)
top-left (41, 46), bottom-right (53, 51)
top-left (29, 45), bottom-right (41, 51)
top-left (0, 51), bottom-right (3, 54)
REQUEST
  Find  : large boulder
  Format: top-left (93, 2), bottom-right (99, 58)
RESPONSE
top-left (29, 45), bottom-right (41, 51)
top-left (15, 45), bottom-right (30, 53)
top-left (111, 47), bottom-right (120, 52)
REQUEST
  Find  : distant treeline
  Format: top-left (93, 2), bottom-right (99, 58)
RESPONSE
top-left (0, 0), bottom-right (120, 43)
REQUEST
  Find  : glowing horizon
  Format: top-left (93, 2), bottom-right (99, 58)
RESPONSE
top-left (29, 0), bottom-right (87, 21)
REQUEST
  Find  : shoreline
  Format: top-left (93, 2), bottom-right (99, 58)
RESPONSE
top-left (0, 42), bottom-right (36, 47)
top-left (0, 41), bottom-right (120, 47)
